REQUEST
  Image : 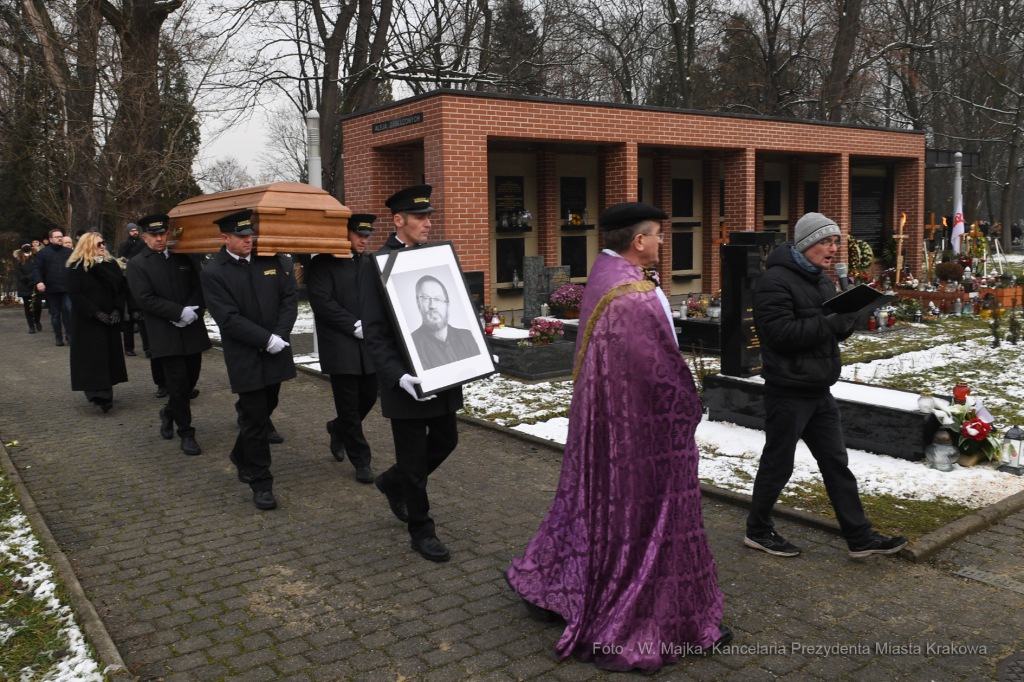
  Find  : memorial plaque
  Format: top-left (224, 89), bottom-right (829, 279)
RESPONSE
top-left (672, 179), bottom-right (694, 217)
top-left (495, 176), bottom-right (525, 219)
top-left (546, 265), bottom-right (571, 294)
top-left (850, 176), bottom-right (886, 250)
top-left (804, 181), bottom-right (820, 213)
top-left (495, 237), bottom-right (524, 284)
top-left (560, 236), bottom-right (588, 278)
top-left (720, 231), bottom-right (784, 377)
top-left (672, 231), bottom-right (694, 271)
top-left (764, 180), bottom-right (782, 216)
top-left (464, 271), bottom-right (486, 314)
top-left (560, 177), bottom-right (587, 219)
top-left (523, 255), bottom-right (546, 322)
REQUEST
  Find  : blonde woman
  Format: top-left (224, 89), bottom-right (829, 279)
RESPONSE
top-left (66, 232), bottom-right (128, 412)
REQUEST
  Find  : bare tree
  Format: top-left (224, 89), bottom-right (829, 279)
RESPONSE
top-left (257, 105), bottom-right (307, 183)
top-left (199, 156), bottom-right (255, 193)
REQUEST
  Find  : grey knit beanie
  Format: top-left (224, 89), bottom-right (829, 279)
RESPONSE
top-left (793, 212), bottom-right (841, 252)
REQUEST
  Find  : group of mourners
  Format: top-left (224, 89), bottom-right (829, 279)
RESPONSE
top-left (13, 187), bottom-right (913, 674)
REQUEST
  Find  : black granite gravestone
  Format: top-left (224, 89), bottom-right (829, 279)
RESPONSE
top-left (523, 255), bottom-right (545, 322)
top-left (464, 271), bottom-right (486, 315)
top-left (720, 231), bottom-right (784, 377)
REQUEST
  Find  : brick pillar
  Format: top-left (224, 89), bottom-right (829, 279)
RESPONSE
top-left (605, 143), bottom-right (638, 206)
top-left (788, 161), bottom-right (805, 232)
top-left (364, 146), bottom-right (414, 253)
top-left (653, 156), bottom-right (672, 294)
top-left (754, 156), bottom-right (765, 231)
top-left (724, 148), bottom-right (756, 233)
top-left (819, 153), bottom-right (850, 279)
top-left (896, 158), bottom-right (924, 277)
top-left (537, 150), bottom-right (558, 267)
top-left (703, 158), bottom-right (721, 295)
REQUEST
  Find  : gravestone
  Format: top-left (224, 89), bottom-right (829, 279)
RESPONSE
top-left (546, 266), bottom-right (571, 298)
top-left (523, 256), bottom-right (545, 322)
top-left (464, 271), bottom-right (486, 315)
top-left (720, 231), bottom-right (784, 377)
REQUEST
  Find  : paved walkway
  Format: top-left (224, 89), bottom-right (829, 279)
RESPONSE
top-left (0, 306), bottom-right (1020, 682)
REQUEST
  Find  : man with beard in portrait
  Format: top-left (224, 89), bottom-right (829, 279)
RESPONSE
top-left (409, 275), bottom-right (480, 370)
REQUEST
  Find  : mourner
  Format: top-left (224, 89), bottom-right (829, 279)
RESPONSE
top-left (14, 244), bottom-right (43, 333)
top-left (33, 228), bottom-right (74, 346)
top-left (506, 203), bottom-right (729, 672)
top-left (118, 222), bottom-right (147, 357)
top-left (307, 213), bottom-right (378, 484)
top-left (66, 233), bottom-right (128, 412)
top-left (126, 214), bottom-right (211, 456)
top-left (200, 209), bottom-right (298, 510)
top-left (361, 185), bottom-right (463, 563)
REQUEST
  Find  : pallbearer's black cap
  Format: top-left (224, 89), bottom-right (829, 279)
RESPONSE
top-left (138, 214), bottom-right (171, 234)
top-left (598, 202), bottom-right (668, 231)
top-left (348, 214), bottom-right (376, 235)
top-left (385, 184), bottom-right (435, 215)
top-left (213, 209), bottom-right (255, 236)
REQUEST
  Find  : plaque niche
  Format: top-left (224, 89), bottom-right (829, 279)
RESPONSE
top-left (672, 179), bottom-right (694, 217)
top-left (560, 177), bottom-right (591, 228)
top-left (561, 235), bottom-right (588, 278)
top-left (495, 176), bottom-right (531, 232)
top-left (496, 237), bottom-right (525, 284)
top-left (850, 176), bottom-right (886, 251)
top-left (672, 232), bottom-right (694, 271)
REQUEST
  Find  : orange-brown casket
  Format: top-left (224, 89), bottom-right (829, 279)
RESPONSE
top-left (167, 182), bottom-right (352, 257)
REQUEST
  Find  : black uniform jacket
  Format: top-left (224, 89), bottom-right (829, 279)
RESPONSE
top-left (360, 234), bottom-right (463, 420)
top-left (307, 252), bottom-right (375, 376)
top-left (126, 246), bottom-right (212, 359)
top-left (200, 247), bottom-right (298, 394)
top-left (67, 260), bottom-right (128, 391)
top-left (119, 237), bottom-right (146, 313)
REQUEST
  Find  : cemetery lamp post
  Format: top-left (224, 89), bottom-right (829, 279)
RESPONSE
top-left (306, 109), bottom-right (321, 359)
top-left (999, 426), bottom-right (1024, 476)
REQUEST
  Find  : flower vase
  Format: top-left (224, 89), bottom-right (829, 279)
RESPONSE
top-left (566, 310), bottom-right (580, 319)
top-left (538, 339), bottom-right (550, 345)
top-left (957, 452), bottom-right (983, 467)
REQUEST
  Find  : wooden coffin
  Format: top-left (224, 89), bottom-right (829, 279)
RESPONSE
top-left (168, 182), bottom-right (352, 256)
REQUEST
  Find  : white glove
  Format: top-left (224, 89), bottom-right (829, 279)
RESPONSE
top-left (179, 306), bottom-right (199, 326)
top-left (266, 333), bottom-right (290, 354)
top-left (354, 320), bottom-right (363, 340)
top-left (399, 374), bottom-right (436, 401)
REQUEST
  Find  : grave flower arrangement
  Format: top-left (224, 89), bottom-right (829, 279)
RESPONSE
top-left (849, 238), bottom-right (874, 283)
top-left (931, 395), bottom-right (1001, 461)
top-left (518, 318), bottom-right (565, 347)
top-left (549, 283), bottom-right (585, 317)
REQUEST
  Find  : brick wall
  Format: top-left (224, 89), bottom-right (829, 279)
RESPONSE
top-left (702, 159), bottom-right (721, 294)
top-left (819, 153), bottom-right (850, 279)
top-left (896, 159), bottom-right (924, 277)
top-left (788, 162), bottom-right (805, 232)
top-left (724, 149), bottom-right (756, 232)
top-left (653, 156), bottom-right (673, 294)
top-left (537, 151), bottom-right (557, 266)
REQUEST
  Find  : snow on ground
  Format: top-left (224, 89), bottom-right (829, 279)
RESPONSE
top-left (204, 303), bottom-right (315, 341)
top-left (513, 415), bottom-right (1024, 508)
top-left (840, 339), bottom-right (973, 384)
top-left (0, 479), bottom-right (104, 681)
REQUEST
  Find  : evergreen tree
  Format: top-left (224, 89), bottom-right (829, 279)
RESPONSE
top-left (489, 0), bottom-right (546, 95)
top-left (157, 44), bottom-right (202, 213)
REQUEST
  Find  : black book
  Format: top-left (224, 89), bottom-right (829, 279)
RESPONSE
top-left (823, 284), bottom-right (895, 315)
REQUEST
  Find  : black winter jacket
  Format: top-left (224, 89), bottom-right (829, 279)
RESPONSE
top-left (32, 242), bottom-right (73, 293)
top-left (307, 252), bottom-right (375, 376)
top-left (14, 256), bottom-right (35, 297)
top-left (753, 242), bottom-right (853, 396)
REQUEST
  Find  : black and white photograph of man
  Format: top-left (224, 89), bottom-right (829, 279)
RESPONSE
top-left (409, 274), bottom-right (480, 370)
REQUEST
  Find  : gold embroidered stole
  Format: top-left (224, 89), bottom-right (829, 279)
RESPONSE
top-left (572, 280), bottom-right (656, 381)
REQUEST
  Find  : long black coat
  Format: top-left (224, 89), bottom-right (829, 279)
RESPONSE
top-left (119, 237), bottom-right (146, 313)
top-left (67, 260), bottom-right (128, 391)
top-left (14, 256), bottom-right (35, 297)
top-left (307, 252), bottom-right (375, 376)
top-left (200, 247), bottom-right (298, 394)
top-left (360, 234), bottom-right (462, 420)
top-left (753, 242), bottom-right (853, 397)
top-left (126, 246), bottom-right (212, 359)
top-left (33, 243), bottom-right (73, 293)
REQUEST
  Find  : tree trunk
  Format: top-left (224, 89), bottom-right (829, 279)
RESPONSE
top-left (999, 100), bottom-right (1024, 253)
top-left (822, 0), bottom-right (864, 122)
top-left (68, 0), bottom-right (102, 235)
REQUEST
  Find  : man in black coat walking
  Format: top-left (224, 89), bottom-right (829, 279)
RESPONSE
top-left (118, 222), bottom-right (148, 358)
top-left (307, 213), bottom-right (378, 484)
top-left (201, 209), bottom-right (298, 511)
top-left (361, 185), bottom-right (462, 563)
top-left (126, 214), bottom-right (212, 456)
top-left (32, 228), bottom-right (74, 345)
top-left (747, 212), bottom-right (908, 560)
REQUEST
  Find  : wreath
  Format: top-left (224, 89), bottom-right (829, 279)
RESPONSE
top-left (849, 238), bottom-right (874, 271)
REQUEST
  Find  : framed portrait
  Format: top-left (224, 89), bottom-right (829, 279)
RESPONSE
top-left (374, 242), bottom-right (495, 397)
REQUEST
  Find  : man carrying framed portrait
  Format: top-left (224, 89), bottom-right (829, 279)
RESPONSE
top-left (360, 184), bottom-right (494, 563)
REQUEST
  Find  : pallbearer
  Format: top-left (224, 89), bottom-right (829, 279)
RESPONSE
top-left (200, 209), bottom-right (298, 510)
top-left (126, 214), bottom-right (212, 456)
top-left (307, 213), bottom-right (379, 484)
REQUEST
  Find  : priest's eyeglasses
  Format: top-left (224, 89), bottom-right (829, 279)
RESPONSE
top-left (640, 231), bottom-right (665, 243)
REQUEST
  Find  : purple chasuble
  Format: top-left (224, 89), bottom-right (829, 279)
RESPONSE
top-left (507, 253), bottom-right (723, 672)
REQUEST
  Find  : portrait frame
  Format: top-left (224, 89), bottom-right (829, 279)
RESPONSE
top-left (374, 241), bottom-right (495, 397)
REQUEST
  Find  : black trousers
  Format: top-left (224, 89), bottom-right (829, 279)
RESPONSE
top-left (747, 393), bottom-right (873, 545)
top-left (328, 373), bottom-right (378, 468)
top-left (23, 296), bottom-right (41, 329)
top-left (84, 389), bottom-right (113, 405)
top-left (46, 292), bottom-right (72, 342)
top-left (231, 383), bottom-right (280, 492)
top-left (123, 316), bottom-right (148, 353)
top-left (162, 353), bottom-right (202, 436)
top-left (379, 413), bottom-right (458, 541)
top-left (151, 356), bottom-right (164, 388)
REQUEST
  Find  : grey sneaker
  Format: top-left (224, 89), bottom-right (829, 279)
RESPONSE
top-left (744, 530), bottom-right (801, 557)
top-left (848, 532), bottom-right (908, 558)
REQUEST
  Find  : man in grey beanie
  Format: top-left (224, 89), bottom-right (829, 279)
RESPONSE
top-left (745, 212), bottom-right (908, 559)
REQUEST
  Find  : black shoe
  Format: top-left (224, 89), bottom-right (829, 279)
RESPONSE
top-left (411, 536), bottom-right (450, 562)
top-left (503, 572), bottom-right (560, 622)
top-left (125, 350), bottom-right (136, 356)
top-left (144, 350), bottom-right (151, 358)
top-left (155, 386), bottom-right (167, 399)
top-left (848, 532), bottom-right (908, 559)
top-left (355, 465), bottom-right (374, 484)
top-left (229, 452), bottom-right (255, 484)
top-left (253, 490), bottom-right (277, 510)
top-left (744, 530), bottom-right (801, 557)
top-left (267, 430), bottom-right (284, 444)
top-left (65, 337), bottom-right (71, 345)
top-left (180, 435), bottom-right (201, 456)
top-left (189, 388), bottom-right (199, 399)
top-left (326, 421), bottom-right (346, 461)
top-left (713, 625), bottom-right (734, 649)
top-left (159, 407), bottom-right (174, 440)
top-left (35, 323), bottom-right (42, 332)
top-left (55, 338), bottom-right (64, 346)
top-left (28, 327), bottom-right (35, 334)
top-left (375, 475), bottom-right (408, 522)
top-left (99, 402), bottom-right (112, 413)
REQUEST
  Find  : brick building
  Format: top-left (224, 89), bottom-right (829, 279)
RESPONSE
top-left (342, 90), bottom-right (925, 308)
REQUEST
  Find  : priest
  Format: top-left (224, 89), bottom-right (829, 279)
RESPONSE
top-left (505, 202), bottom-right (729, 673)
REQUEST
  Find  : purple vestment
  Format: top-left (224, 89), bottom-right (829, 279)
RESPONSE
top-left (507, 253), bottom-right (724, 673)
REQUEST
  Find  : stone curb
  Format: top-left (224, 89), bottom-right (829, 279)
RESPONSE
top-left (900, 488), bottom-right (1024, 564)
top-left (0, 442), bottom-right (132, 682)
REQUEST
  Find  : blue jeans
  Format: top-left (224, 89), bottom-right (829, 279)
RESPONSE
top-left (46, 292), bottom-right (72, 342)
